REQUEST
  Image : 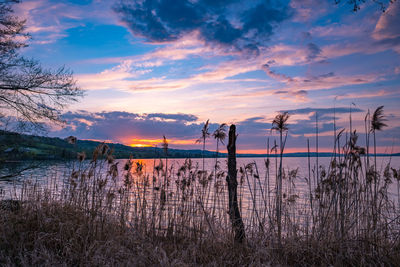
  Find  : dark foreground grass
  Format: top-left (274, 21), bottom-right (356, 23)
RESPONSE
top-left (0, 201), bottom-right (266, 266)
top-left (1, 200), bottom-right (399, 266)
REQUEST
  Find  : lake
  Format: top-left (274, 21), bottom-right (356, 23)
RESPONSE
top-left (1, 156), bottom-right (399, 227)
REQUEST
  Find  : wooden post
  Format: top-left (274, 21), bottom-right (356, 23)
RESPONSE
top-left (226, 124), bottom-right (245, 243)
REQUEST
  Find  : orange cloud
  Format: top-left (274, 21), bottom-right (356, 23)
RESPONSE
top-left (127, 138), bottom-right (197, 148)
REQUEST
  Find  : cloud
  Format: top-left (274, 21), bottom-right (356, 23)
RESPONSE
top-left (146, 113), bottom-right (198, 122)
top-left (233, 111), bottom-right (345, 152)
top-left (52, 111), bottom-right (220, 148)
top-left (262, 63), bottom-right (294, 82)
top-left (51, 109), bottom-right (399, 153)
top-left (77, 53), bottom-right (265, 92)
top-left (372, 2), bottom-right (400, 55)
top-left (113, 0), bottom-right (291, 53)
top-left (288, 120), bottom-right (334, 135)
top-left (264, 43), bottom-right (329, 67)
top-left (336, 89), bottom-right (397, 100)
top-left (312, 24), bottom-right (368, 38)
top-left (75, 60), bottom-right (154, 90)
top-left (306, 42), bottom-right (322, 61)
top-left (310, 5), bottom-right (400, 58)
top-left (279, 107), bottom-right (364, 116)
top-left (237, 117), bottom-right (270, 134)
top-left (14, 0), bottom-right (117, 44)
top-left (302, 72), bottom-right (335, 82)
top-left (274, 90), bottom-right (308, 102)
top-left (276, 107), bottom-right (365, 129)
top-left (56, 110), bottom-right (332, 152)
top-left (301, 31), bottom-right (312, 40)
top-left (283, 72), bottom-right (379, 93)
top-left (289, 0), bottom-right (329, 22)
top-left (373, 1), bottom-right (400, 41)
top-left (76, 44), bottom-right (384, 110)
top-left (261, 61), bottom-right (381, 98)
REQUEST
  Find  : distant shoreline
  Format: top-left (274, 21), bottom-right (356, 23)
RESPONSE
top-left (1, 130), bottom-right (399, 161)
top-left (235, 152), bottom-right (400, 158)
top-left (2, 153), bottom-right (399, 163)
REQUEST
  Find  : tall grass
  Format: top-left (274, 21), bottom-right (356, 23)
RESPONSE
top-left (271, 111), bottom-right (289, 246)
top-left (1, 108), bottom-right (399, 265)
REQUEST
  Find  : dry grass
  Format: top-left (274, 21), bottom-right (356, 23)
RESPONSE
top-left (1, 200), bottom-right (398, 266)
top-left (0, 201), bottom-right (271, 266)
top-left (1, 108), bottom-right (400, 266)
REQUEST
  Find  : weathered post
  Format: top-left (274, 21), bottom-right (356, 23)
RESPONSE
top-left (226, 124), bottom-right (245, 243)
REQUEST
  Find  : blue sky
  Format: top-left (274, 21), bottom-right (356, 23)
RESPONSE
top-left (15, 0), bottom-right (400, 153)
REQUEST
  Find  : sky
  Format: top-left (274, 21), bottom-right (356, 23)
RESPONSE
top-left (13, 0), bottom-right (400, 153)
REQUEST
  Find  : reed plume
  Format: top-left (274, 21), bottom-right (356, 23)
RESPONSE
top-left (271, 111), bottom-right (290, 246)
top-left (196, 119), bottom-right (210, 174)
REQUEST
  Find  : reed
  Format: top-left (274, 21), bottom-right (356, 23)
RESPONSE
top-left (0, 107), bottom-right (399, 266)
top-left (271, 111), bottom-right (290, 246)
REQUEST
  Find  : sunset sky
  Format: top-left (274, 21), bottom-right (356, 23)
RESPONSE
top-left (15, 0), bottom-right (400, 153)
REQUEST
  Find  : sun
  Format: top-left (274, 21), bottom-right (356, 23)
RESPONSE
top-left (129, 143), bottom-right (153, 148)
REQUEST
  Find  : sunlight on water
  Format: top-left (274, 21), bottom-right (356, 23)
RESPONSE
top-left (1, 156), bottom-right (399, 227)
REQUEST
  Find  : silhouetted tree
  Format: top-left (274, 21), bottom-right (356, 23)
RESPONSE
top-left (0, 0), bottom-right (82, 130)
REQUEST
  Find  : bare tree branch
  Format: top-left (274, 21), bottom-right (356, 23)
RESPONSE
top-left (334, 0), bottom-right (397, 12)
top-left (0, 0), bottom-right (83, 130)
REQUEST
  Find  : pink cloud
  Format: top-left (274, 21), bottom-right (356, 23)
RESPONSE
top-left (336, 89), bottom-right (399, 100)
top-left (267, 44), bottom-right (311, 66)
top-left (275, 90), bottom-right (309, 103)
top-left (82, 31), bottom-right (236, 67)
top-left (287, 73), bottom-right (380, 92)
top-left (290, 0), bottom-right (329, 22)
top-left (262, 64), bottom-right (294, 82)
top-left (14, 0), bottom-right (117, 44)
top-left (373, 1), bottom-right (400, 40)
top-left (311, 23), bottom-right (372, 38)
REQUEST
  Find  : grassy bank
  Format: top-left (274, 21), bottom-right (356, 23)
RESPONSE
top-left (2, 200), bottom-right (398, 266)
top-left (0, 201), bottom-right (262, 266)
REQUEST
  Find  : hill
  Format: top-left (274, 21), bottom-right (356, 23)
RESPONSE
top-left (0, 131), bottom-right (398, 161)
top-left (0, 130), bottom-right (219, 160)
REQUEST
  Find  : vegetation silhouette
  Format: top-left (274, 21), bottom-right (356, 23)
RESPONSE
top-left (0, 0), bottom-right (83, 132)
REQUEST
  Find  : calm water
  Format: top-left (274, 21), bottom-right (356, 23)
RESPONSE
top-left (1, 156), bottom-right (399, 231)
top-left (1, 156), bottom-right (399, 202)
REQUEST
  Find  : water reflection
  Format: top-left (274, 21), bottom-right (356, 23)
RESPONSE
top-left (1, 156), bottom-right (398, 226)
